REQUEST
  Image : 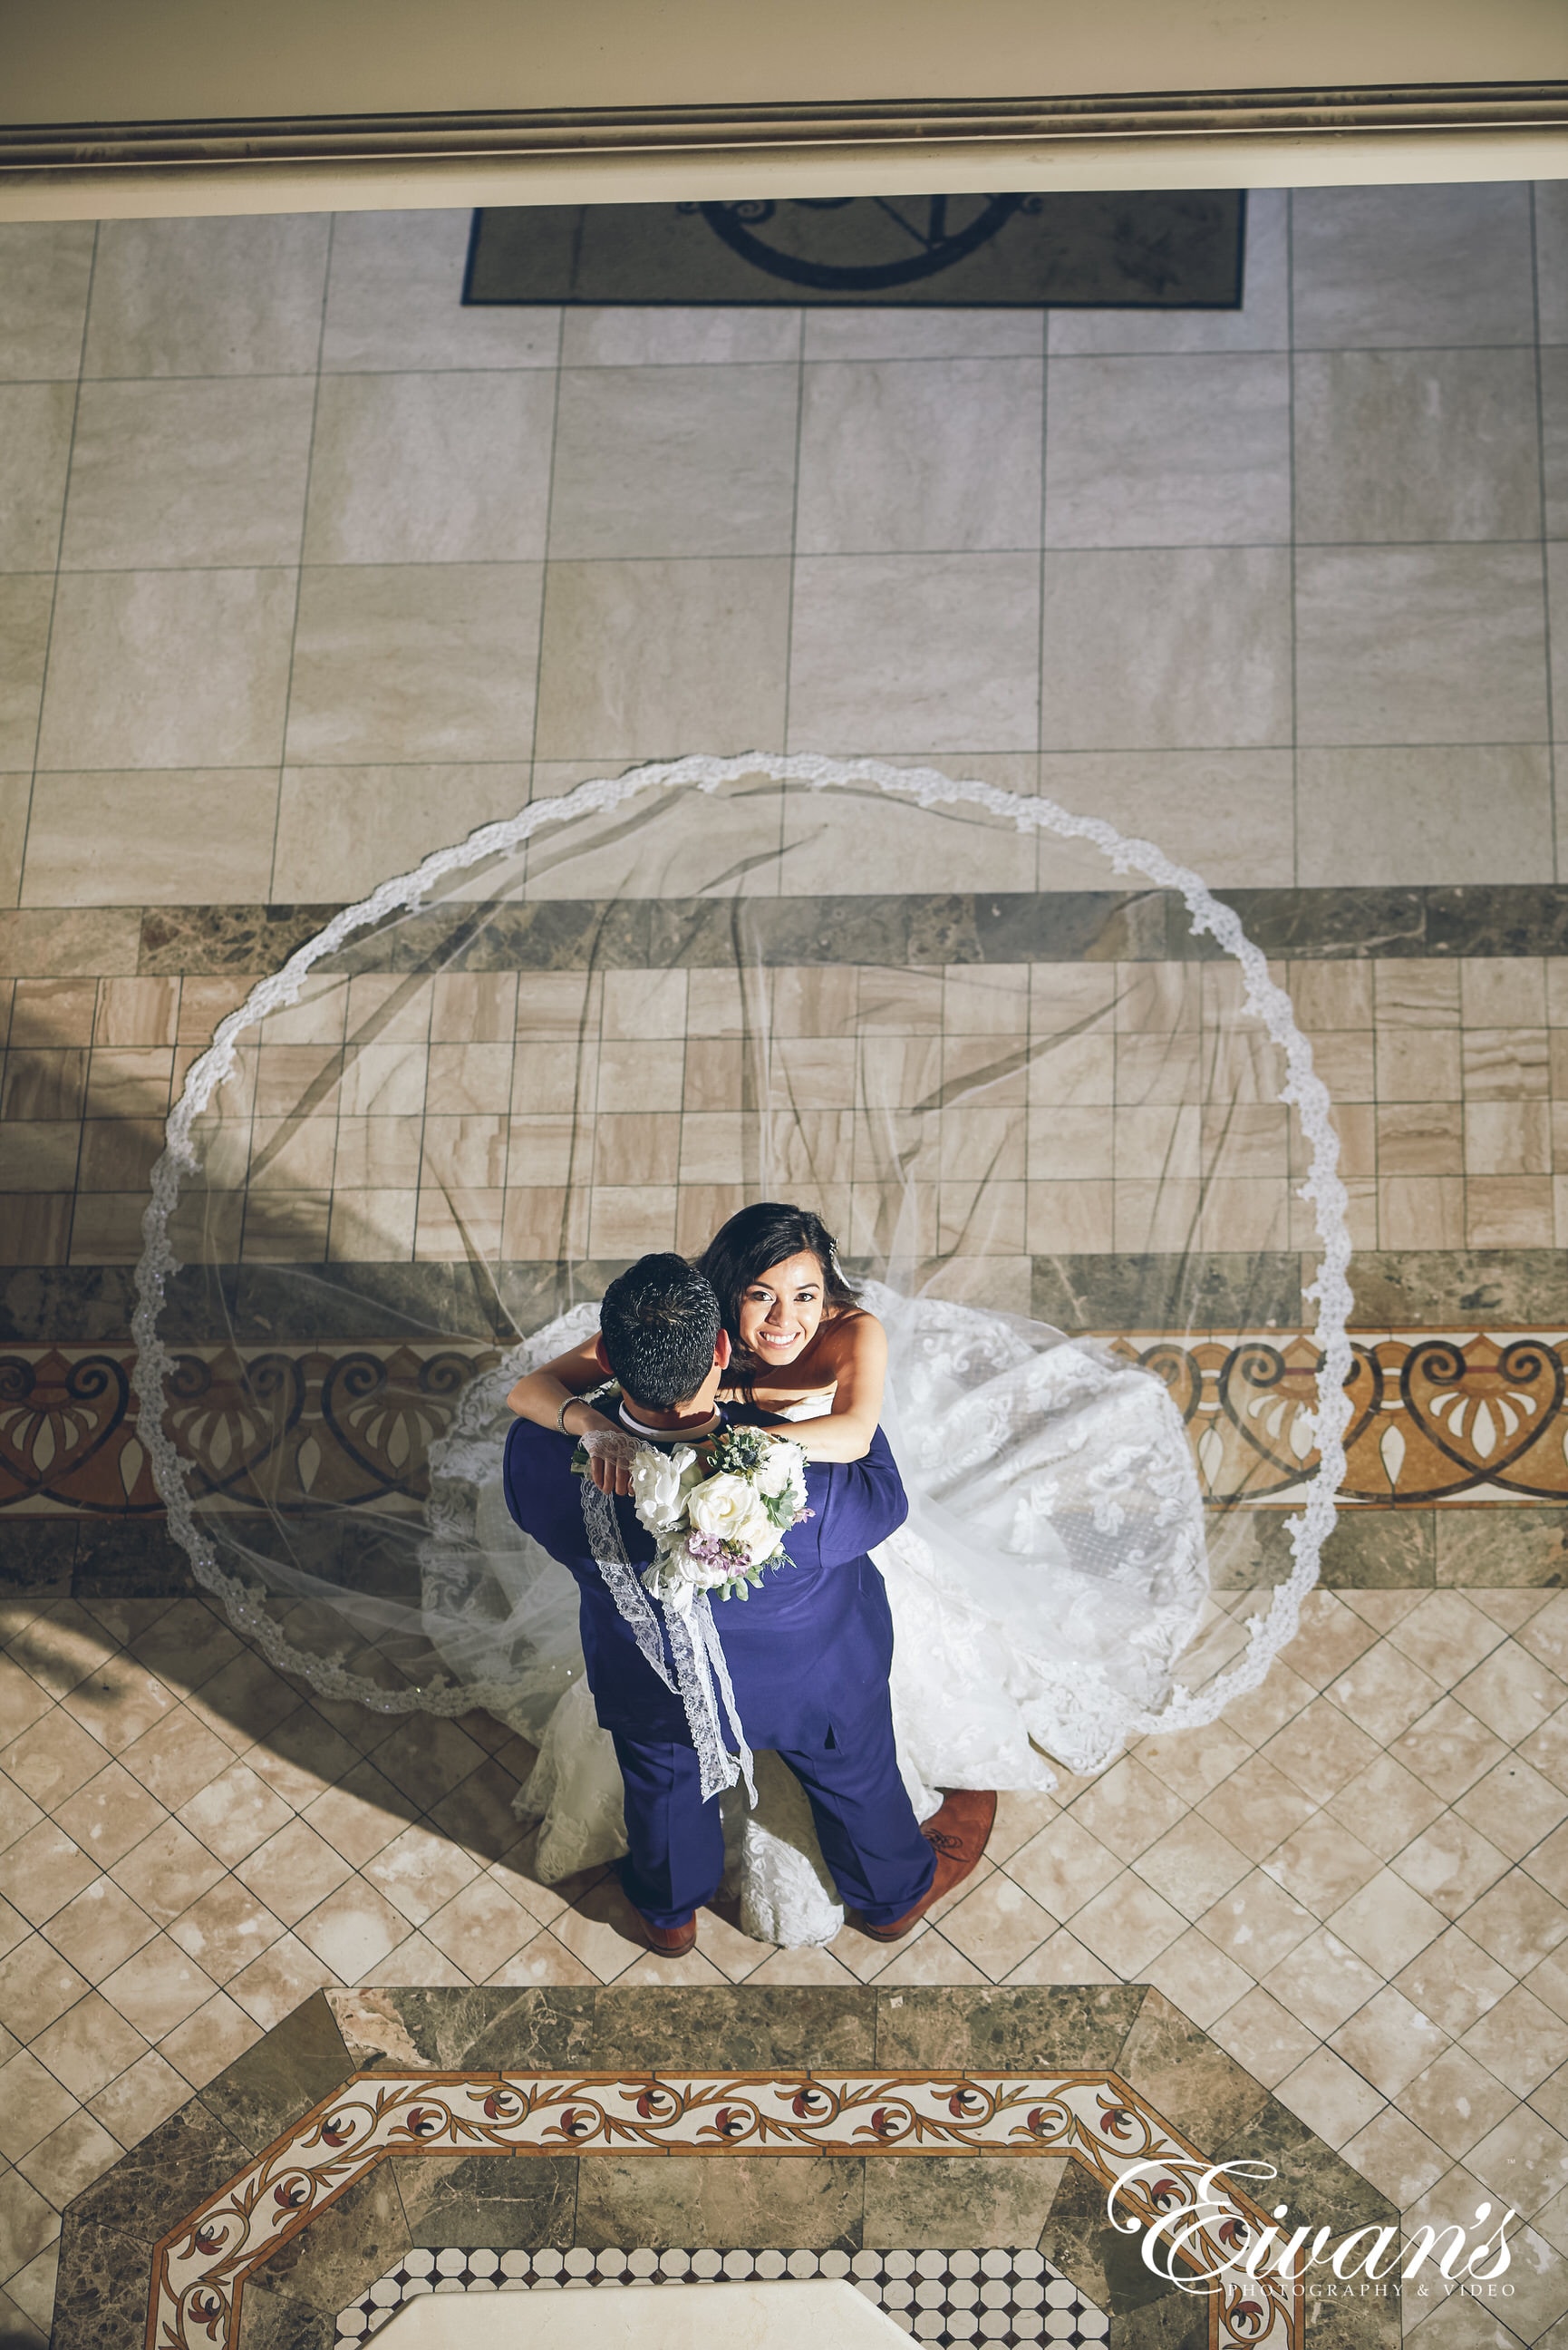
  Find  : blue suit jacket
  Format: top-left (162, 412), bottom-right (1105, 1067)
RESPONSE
top-left (501, 1412), bottom-right (910, 1750)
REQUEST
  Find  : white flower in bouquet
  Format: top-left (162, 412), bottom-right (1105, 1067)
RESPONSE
top-left (627, 1442), bottom-right (702, 1532)
top-left (625, 1424), bottom-right (814, 1604)
top-left (686, 1471), bottom-right (780, 1567)
top-left (755, 1437), bottom-right (808, 1510)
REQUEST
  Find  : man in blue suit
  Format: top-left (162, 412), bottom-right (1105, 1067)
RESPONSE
top-left (503, 1252), bottom-right (993, 1954)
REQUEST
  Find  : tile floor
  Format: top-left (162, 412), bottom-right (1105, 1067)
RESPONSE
top-left (8, 1582), bottom-right (1568, 2343)
top-left (2, 184), bottom-right (1568, 912)
top-left (5, 181), bottom-right (1568, 2345)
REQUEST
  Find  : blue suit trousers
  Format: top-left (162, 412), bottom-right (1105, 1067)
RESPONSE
top-left (613, 1693), bottom-right (935, 1932)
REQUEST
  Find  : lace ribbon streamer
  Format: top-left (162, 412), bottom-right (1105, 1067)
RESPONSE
top-left (579, 1478), bottom-right (757, 1806)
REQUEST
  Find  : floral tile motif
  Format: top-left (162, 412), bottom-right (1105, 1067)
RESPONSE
top-left (5, 1331), bottom-right (1567, 1520)
top-left (154, 2068), bottom-right (1295, 2350)
top-left (1124, 1329), bottom-right (1568, 1506)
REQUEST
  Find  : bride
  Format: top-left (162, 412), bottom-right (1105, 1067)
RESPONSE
top-left (477, 1198), bottom-right (1208, 1948)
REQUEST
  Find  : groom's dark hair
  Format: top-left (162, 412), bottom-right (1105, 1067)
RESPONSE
top-left (600, 1253), bottom-right (722, 1410)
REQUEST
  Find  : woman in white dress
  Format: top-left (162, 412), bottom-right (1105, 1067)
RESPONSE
top-left (495, 1199), bottom-right (1209, 1947)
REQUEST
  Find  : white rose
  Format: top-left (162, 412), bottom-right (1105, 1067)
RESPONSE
top-left (629, 1442), bottom-right (701, 1534)
top-left (756, 1438), bottom-right (807, 1505)
top-left (686, 1471), bottom-right (779, 1565)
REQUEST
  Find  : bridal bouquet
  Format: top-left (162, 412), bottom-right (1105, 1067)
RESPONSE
top-left (594, 1423), bottom-right (811, 1607)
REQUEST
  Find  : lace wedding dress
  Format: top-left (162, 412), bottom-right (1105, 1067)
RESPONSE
top-left (425, 1280), bottom-right (1207, 1947)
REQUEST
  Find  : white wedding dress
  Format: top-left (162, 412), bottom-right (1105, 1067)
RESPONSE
top-left (424, 1279), bottom-right (1207, 1948)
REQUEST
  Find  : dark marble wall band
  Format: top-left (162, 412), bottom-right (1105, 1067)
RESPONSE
top-left (6, 1252), bottom-right (1565, 1351)
top-left (134, 886), bottom-right (1568, 977)
top-left (4, 1492), bottom-right (1559, 1608)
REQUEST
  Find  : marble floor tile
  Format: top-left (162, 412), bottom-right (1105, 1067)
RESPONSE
top-left (225, 1930), bottom-right (340, 2029)
top-left (788, 553), bottom-right (1040, 753)
top-left (165, 1878), bottom-right (285, 1982)
top-left (158, 1987), bottom-right (263, 2088)
top-left (269, 762), bottom-right (531, 902)
top-left (83, 2045), bottom-right (187, 2141)
top-left (1045, 354), bottom-right (1289, 547)
top-left (1330, 1982), bottom-right (1449, 2097)
top-left (0, 2049), bottom-right (77, 2160)
top-left (37, 570), bottom-right (296, 771)
top-left (1461, 1984), bottom-right (1568, 2097)
top-left (28, 1990), bottom-right (146, 2102)
top-left (1301, 746), bottom-right (1554, 889)
top-left (802, 307), bottom-right (1042, 363)
top-left (1035, 749), bottom-right (1295, 888)
top-left (94, 1931), bottom-right (215, 2040)
top-left (1131, 1814), bottom-right (1251, 1918)
top-left (40, 1876), bottom-right (156, 1980)
top-left (15, 2109), bottom-right (120, 2205)
top-left (0, 1823), bottom-right (98, 1927)
top-left (796, 358), bottom-right (1041, 554)
top-left (1400, 2044), bottom-right (1521, 2159)
top-left (286, 564), bottom-right (543, 764)
top-left (1004, 1813), bottom-right (1122, 1920)
top-left (1206, 1984), bottom-right (1321, 2086)
top-left (558, 306), bottom-right (800, 370)
top-left (1275, 2042), bottom-right (1387, 2147)
top-left (63, 378), bottom-right (316, 570)
top-left (305, 372), bottom-right (557, 564)
top-left (0, 578), bottom-right (50, 771)
top-left (779, 761), bottom-right (1036, 895)
top-left (1261, 1927), bottom-right (1384, 2035)
top-left (1295, 547), bottom-right (1549, 746)
top-left (536, 558), bottom-right (789, 760)
top-left (1340, 2103), bottom-right (1451, 2206)
top-left (82, 216), bottom-right (331, 378)
top-left (0, 221), bottom-right (94, 381)
top-left (0, 384), bottom-right (73, 573)
top-left (1463, 1872), bottom-right (1568, 1976)
top-left (1544, 347), bottom-right (1568, 539)
top-left (525, 764), bottom-right (787, 901)
top-left (1391, 1817), bottom-right (1513, 1919)
top-left (1296, 348), bottom-right (1541, 544)
top-left (550, 364), bottom-right (799, 558)
top-left (1040, 547), bottom-right (1292, 749)
top-left (934, 1872), bottom-right (1053, 1976)
top-left (324, 209), bottom-right (559, 372)
top-left (1291, 183), bottom-right (1535, 349)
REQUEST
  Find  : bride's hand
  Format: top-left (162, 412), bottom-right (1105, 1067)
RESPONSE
top-left (577, 1423), bottom-right (639, 1497)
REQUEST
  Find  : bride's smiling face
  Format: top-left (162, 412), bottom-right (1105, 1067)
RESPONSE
top-left (737, 1252), bottom-right (828, 1367)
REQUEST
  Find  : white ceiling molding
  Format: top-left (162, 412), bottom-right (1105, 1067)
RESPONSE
top-left (3, 83), bottom-right (1568, 219)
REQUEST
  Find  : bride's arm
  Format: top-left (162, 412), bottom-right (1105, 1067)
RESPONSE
top-left (786, 1314), bottom-right (887, 1461)
top-left (507, 1335), bottom-right (617, 1442)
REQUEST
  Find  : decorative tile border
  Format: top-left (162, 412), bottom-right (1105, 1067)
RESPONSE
top-left (8, 1328), bottom-right (1568, 1520)
top-left (153, 2068), bottom-right (1293, 2350)
top-left (130, 887), bottom-right (1568, 977)
top-left (335, 2243), bottom-right (1104, 2345)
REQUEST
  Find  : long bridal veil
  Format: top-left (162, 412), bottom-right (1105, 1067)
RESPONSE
top-left (133, 759), bottom-right (1352, 1942)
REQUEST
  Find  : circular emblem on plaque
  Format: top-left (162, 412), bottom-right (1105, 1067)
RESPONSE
top-left (679, 195), bottom-right (1030, 291)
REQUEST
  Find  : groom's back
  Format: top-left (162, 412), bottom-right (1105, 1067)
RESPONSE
top-left (502, 1415), bottom-right (911, 1749)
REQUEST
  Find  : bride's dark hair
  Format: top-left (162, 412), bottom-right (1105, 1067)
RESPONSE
top-left (694, 1202), bottom-right (858, 1370)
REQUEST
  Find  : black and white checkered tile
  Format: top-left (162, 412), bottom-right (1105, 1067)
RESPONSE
top-left (336, 2245), bottom-right (1108, 2344)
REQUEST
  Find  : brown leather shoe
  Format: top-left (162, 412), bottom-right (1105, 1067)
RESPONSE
top-left (857, 1790), bottom-right (998, 1942)
top-left (640, 1913), bottom-right (698, 1956)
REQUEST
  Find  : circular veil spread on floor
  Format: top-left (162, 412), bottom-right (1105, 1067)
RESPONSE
top-left (131, 758), bottom-right (1353, 1939)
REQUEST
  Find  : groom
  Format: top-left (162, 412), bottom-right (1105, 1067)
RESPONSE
top-left (504, 1252), bottom-right (994, 1954)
